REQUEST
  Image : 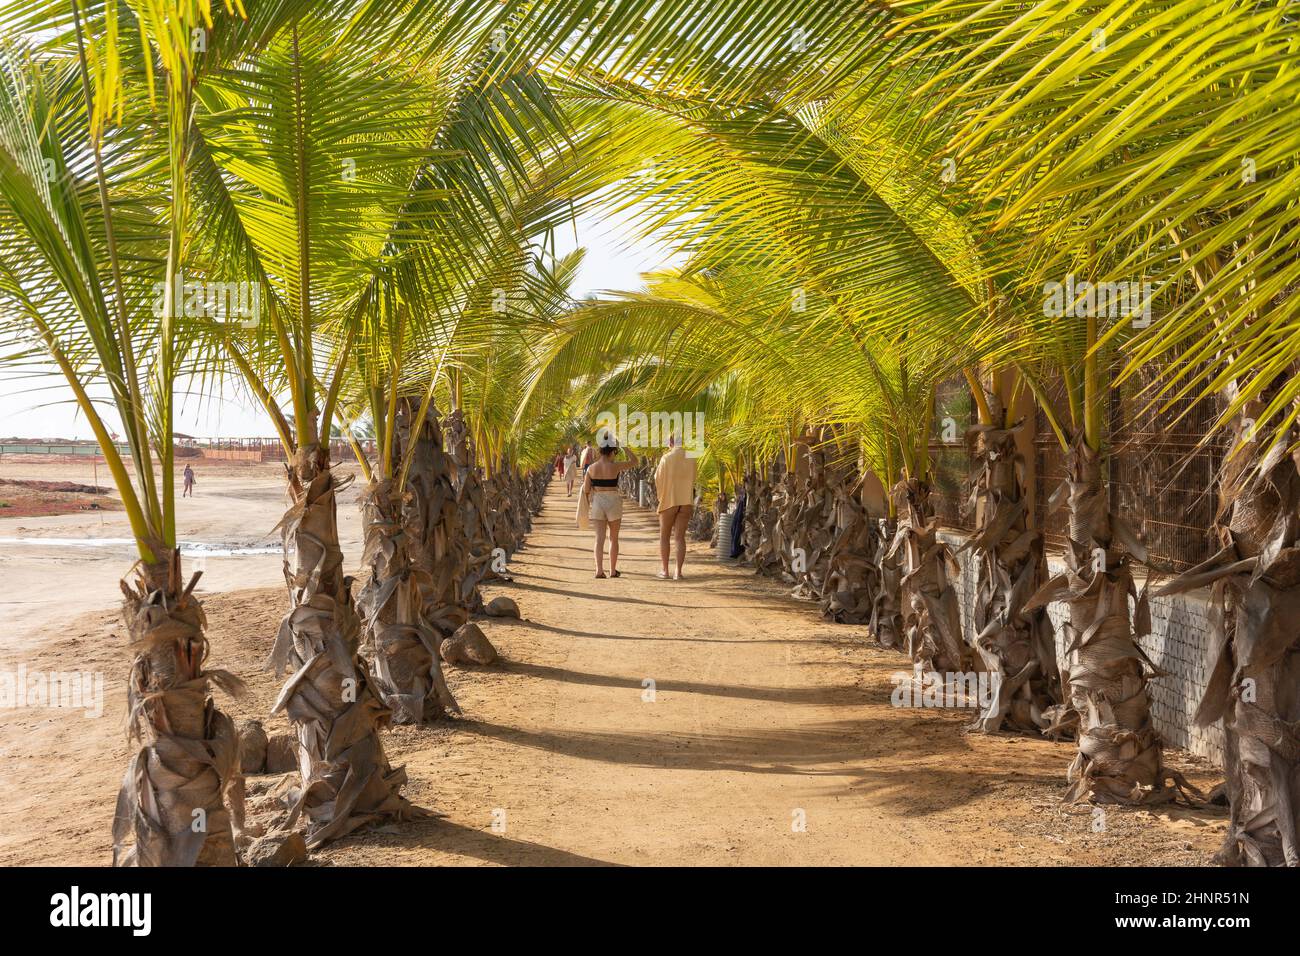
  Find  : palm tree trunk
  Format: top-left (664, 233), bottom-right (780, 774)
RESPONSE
top-left (821, 479), bottom-right (881, 624)
top-left (741, 471), bottom-right (761, 565)
top-left (113, 550), bottom-right (243, 866)
top-left (267, 444), bottom-right (420, 847)
top-left (773, 472), bottom-right (798, 580)
top-left (505, 465), bottom-right (536, 545)
top-left (963, 408), bottom-right (1063, 735)
top-left (1161, 406), bottom-right (1300, 864)
top-left (1027, 434), bottom-right (1175, 804)
top-left (357, 470), bottom-right (458, 725)
top-left (872, 513), bottom-right (905, 649)
top-left (405, 403), bottom-right (470, 641)
top-left (790, 456), bottom-right (836, 600)
top-left (497, 465), bottom-right (530, 553)
top-left (890, 477), bottom-right (970, 674)
top-left (445, 409), bottom-right (492, 611)
top-left (689, 489), bottom-right (717, 542)
top-left (745, 462), bottom-right (783, 575)
top-left (484, 476), bottom-right (514, 558)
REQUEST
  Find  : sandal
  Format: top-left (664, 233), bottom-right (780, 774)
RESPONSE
top-left (611, 570), bottom-right (622, 578)
top-left (656, 571), bottom-right (669, 579)
top-left (595, 571), bottom-right (606, 579)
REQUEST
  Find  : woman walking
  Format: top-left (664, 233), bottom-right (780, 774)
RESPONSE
top-left (563, 445), bottom-right (579, 496)
top-left (654, 434), bottom-right (697, 579)
top-left (581, 432), bottom-right (639, 578)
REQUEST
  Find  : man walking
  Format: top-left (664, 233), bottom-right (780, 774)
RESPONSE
top-left (654, 434), bottom-right (696, 579)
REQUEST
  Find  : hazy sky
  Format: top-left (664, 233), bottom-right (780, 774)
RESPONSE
top-left (0, 211), bottom-right (679, 440)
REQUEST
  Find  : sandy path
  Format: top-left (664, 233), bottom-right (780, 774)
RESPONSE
top-left (319, 482), bottom-right (1226, 867)
top-left (0, 471), bottom-right (1226, 866)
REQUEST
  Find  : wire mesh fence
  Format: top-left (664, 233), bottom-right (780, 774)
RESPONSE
top-left (930, 445), bottom-right (974, 530)
top-left (1031, 378), bottom-right (1221, 571)
top-left (929, 376), bottom-right (976, 530)
top-left (921, 371), bottom-right (1226, 572)
top-left (1110, 370), bottom-right (1222, 572)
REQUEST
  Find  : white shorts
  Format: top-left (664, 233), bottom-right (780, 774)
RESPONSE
top-left (589, 490), bottom-right (623, 522)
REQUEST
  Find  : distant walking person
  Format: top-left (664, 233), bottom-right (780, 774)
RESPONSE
top-left (182, 463), bottom-right (196, 498)
top-left (563, 446), bottom-right (579, 496)
top-left (655, 434), bottom-right (697, 579)
top-left (578, 440), bottom-right (596, 487)
top-left (581, 431), bottom-right (639, 578)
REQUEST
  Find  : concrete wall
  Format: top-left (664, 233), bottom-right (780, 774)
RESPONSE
top-left (938, 529), bottom-right (1225, 767)
top-left (200, 448), bottom-right (264, 462)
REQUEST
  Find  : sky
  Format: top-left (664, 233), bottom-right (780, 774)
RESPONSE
top-left (0, 211), bottom-right (680, 440)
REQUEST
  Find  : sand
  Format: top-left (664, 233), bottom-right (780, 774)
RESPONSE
top-left (0, 459), bottom-right (1227, 866)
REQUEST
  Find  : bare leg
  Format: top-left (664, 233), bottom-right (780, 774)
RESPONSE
top-left (658, 509), bottom-right (674, 576)
top-left (673, 506), bottom-right (691, 577)
top-left (594, 520), bottom-right (607, 575)
top-left (608, 519), bottom-right (621, 574)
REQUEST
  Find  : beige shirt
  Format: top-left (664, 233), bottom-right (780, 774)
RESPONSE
top-left (654, 446), bottom-right (696, 512)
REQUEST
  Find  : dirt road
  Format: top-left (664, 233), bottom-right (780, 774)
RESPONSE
top-left (0, 467), bottom-right (1225, 865)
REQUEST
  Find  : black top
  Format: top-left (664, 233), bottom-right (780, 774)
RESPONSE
top-left (590, 477), bottom-right (619, 487)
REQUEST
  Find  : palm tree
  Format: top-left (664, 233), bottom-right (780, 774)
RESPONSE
top-left (186, 12), bottom-right (449, 844)
top-left (779, 432), bottom-right (837, 602)
top-left (398, 400), bottom-right (470, 639)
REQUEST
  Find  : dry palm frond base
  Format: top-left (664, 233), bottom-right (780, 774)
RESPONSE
top-left (434, 409), bottom-right (547, 636)
top-left (890, 478), bottom-right (970, 676)
top-left (871, 516), bottom-right (906, 650)
top-left (695, 493), bottom-right (724, 543)
top-left (820, 481), bottom-right (881, 625)
top-left (960, 406), bottom-right (1062, 737)
top-left (775, 459), bottom-right (836, 602)
top-left (445, 411), bottom-right (499, 611)
top-left (741, 466), bottom-right (783, 576)
top-left (688, 506), bottom-right (715, 541)
top-left (357, 476), bottom-right (458, 725)
top-left (620, 462), bottom-right (658, 509)
top-left (404, 404), bottom-right (471, 642)
top-left (113, 552), bottom-right (244, 866)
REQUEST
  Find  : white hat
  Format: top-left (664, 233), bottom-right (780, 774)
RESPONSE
top-left (596, 427), bottom-right (618, 449)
